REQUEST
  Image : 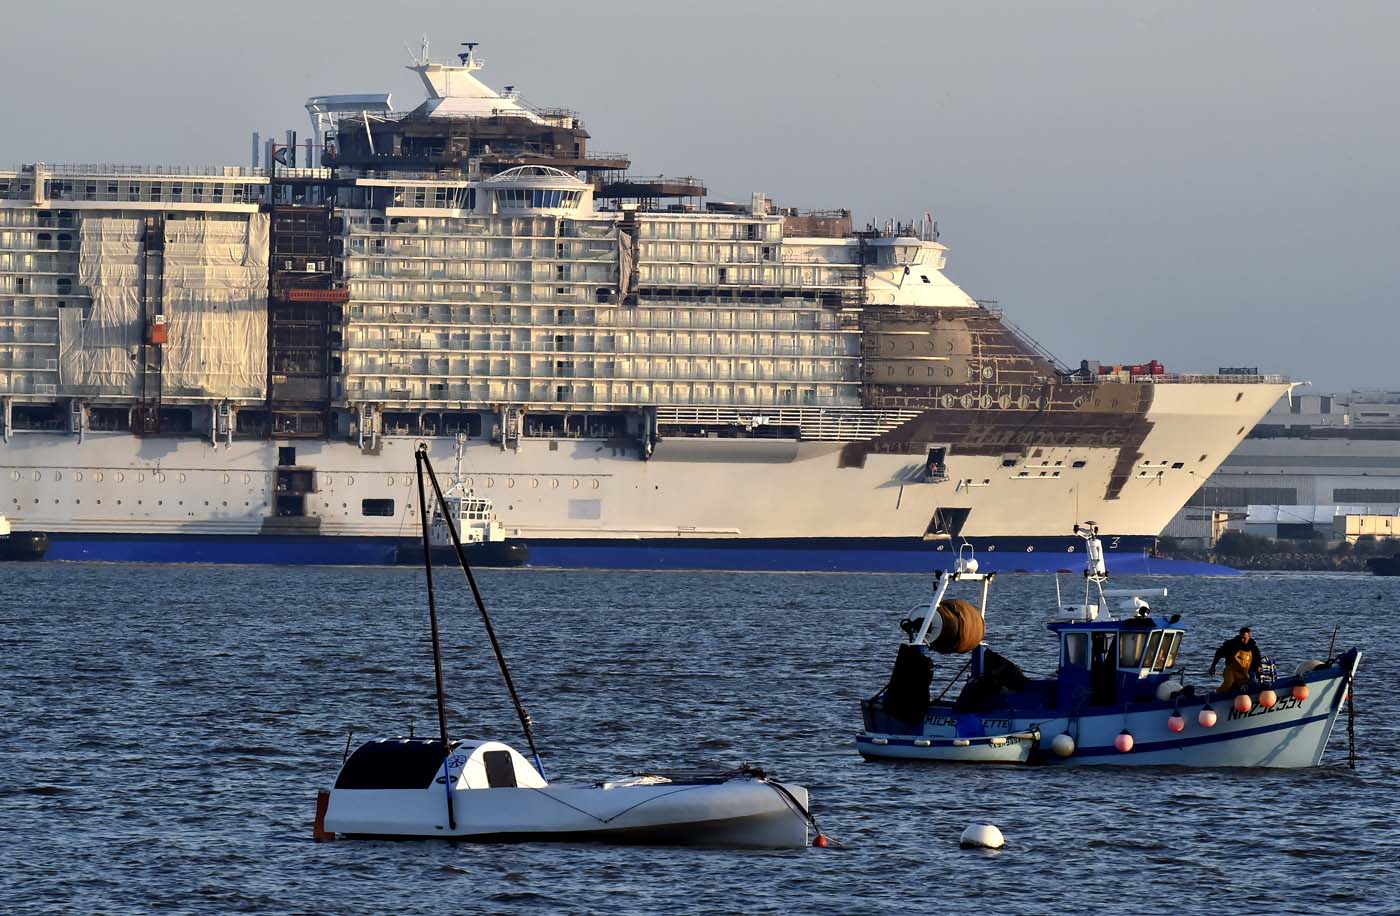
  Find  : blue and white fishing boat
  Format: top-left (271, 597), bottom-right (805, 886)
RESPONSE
top-left (857, 527), bottom-right (1361, 767)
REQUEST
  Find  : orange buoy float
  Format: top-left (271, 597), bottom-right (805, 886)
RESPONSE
top-left (1258, 689), bottom-right (1278, 708)
top-left (1292, 683), bottom-right (1310, 701)
top-left (1114, 731), bottom-right (1134, 753)
top-left (1234, 694), bottom-right (1253, 714)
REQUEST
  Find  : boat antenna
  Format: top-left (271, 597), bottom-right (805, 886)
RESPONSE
top-left (417, 445), bottom-right (545, 777)
top-left (413, 447), bottom-right (456, 829)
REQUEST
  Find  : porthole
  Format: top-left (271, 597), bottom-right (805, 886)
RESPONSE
top-left (9, 471), bottom-right (18, 481)
top-left (347, 476), bottom-right (355, 486)
top-left (464, 478), bottom-right (472, 488)
top-left (591, 480), bottom-right (600, 490)
top-left (998, 394), bottom-right (1011, 409)
top-left (242, 474), bottom-right (251, 484)
top-left (154, 472), bottom-right (165, 484)
top-left (530, 478), bottom-right (539, 488)
top-left (116, 472), bottom-right (125, 483)
top-left (74, 471), bottom-right (83, 482)
top-left (570, 479), bottom-right (580, 489)
top-left (486, 478), bottom-right (495, 488)
top-left (54, 471), bottom-right (63, 481)
top-left (222, 473), bottom-right (230, 484)
top-left (507, 478), bottom-right (516, 488)
top-left (178, 473), bottom-right (187, 483)
top-left (1017, 395), bottom-right (1030, 410)
top-left (550, 479), bottom-right (560, 489)
top-left (138, 472), bottom-right (145, 483)
top-left (386, 476), bottom-right (395, 487)
top-left (95, 471), bottom-right (103, 482)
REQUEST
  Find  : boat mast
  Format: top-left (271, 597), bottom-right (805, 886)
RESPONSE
top-left (417, 445), bottom-right (545, 777)
top-left (413, 447), bottom-right (456, 829)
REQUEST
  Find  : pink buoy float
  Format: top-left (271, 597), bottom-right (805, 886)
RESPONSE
top-left (1198, 706), bottom-right (1218, 728)
top-left (1167, 712), bottom-right (1186, 733)
top-left (1114, 731), bottom-right (1134, 753)
top-left (1292, 683), bottom-right (1309, 701)
top-left (1258, 689), bottom-right (1278, 708)
top-left (1234, 694), bottom-right (1253, 714)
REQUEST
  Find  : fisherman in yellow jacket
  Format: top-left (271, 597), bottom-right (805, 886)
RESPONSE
top-left (1209, 626), bottom-right (1262, 691)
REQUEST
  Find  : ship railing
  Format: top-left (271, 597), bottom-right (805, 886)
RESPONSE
top-left (1144, 373), bottom-right (1290, 385)
top-left (17, 162), bottom-right (264, 179)
top-left (978, 299), bottom-right (1071, 373)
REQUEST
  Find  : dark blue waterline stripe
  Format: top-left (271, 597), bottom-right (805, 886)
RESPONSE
top-left (1067, 712), bottom-right (1336, 757)
top-left (42, 532), bottom-right (1234, 574)
top-left (857, 711), bottom-right (1335, 755)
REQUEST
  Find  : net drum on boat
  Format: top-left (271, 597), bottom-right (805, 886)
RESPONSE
top-left (929, 598), bottom-right (985, 654)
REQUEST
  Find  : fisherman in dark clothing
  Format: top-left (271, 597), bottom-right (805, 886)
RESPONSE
top-left (1208, 626), bottom-right (1262, 681)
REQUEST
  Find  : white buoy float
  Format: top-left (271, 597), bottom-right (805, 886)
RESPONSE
top-left (1050, 733), bottom-right (1075, 758)
top-left (1198, 705), bottom-right (1218, 728)
top-left (960, 823), bottom-right (1005, 849)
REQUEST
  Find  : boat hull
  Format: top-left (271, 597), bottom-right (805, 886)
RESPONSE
top-left (325, 779), bottom-right (810, 848)
top-left (857, 650), bottom-right (1359, 768)
top-left (393, 539), bottom-right (530, 568)
top-left (0, 531), bottom-right (50, 561)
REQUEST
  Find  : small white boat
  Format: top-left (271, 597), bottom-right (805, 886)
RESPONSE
top-left (857, 527), bottom-right (1362, 768)
top-left (318, 446), bottom-right (814, 847)
top-left (321, 739), bottom-right (810, 847)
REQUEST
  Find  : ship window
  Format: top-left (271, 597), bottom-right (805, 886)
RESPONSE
top-left (361, 499), bottom-right (395, 517)
top-left (1063, 632), bottom-right (1089, 669)
top-left (921, 275), bottom-right (931, 283)
top-left (1141, 631), bottom-right (1163, 672)
top-left (1118, 631), bottom-right (1148, 668)
top-left (1159, 631), bottom-right (1183, 669)
top-left (1072, 460), bottom-right (1087, 468)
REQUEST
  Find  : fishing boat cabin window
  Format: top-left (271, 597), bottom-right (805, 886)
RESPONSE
top-left (1119, 631), bottom-right (1149, 669)
top-left (1063, 632), bottom-right (1089, 668)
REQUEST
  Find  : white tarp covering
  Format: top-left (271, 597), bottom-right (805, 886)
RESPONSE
top-left (59, 213), bottom-right (269, 400)
top-left (160, 214), bottom-right (268, 399)
top-left (58, 217), bottom-right (142, 395)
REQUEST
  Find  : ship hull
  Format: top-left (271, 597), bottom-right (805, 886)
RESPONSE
top-left (0, 380), bottom-right (1285, 571)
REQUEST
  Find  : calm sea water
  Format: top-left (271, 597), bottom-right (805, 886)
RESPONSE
top-left (2, 563), bottom-right (1396, 915)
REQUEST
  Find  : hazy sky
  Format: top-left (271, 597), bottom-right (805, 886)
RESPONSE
top-left (3, 1), bottom-right (1396, 392)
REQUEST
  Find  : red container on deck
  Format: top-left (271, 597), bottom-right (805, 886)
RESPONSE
top-left (1129, 363), bottom-right (1147, 377)
top-left (149, 316), bottom-right (169, 345)
top-left (1149, 360), bottom-right (1165, 375)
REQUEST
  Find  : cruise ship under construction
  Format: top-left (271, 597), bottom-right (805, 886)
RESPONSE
top-left (0, 42), bottom-right (1289, 571)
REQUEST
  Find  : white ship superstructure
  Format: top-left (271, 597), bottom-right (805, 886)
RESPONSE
top-left (0, 43), bottom-right (1289, 570)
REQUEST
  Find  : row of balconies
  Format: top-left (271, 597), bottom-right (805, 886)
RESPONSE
top-left (344, 375), bottom-right (851, 406)
top-left (343, 358), bottom-right (861, 383)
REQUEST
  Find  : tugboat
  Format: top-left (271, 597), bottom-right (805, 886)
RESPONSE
top-left (0, 514), bottom-right (49, 561)
top-left (393, 434), bottom-right (528, 567)
top-left (318, 446), bottom-right (817, 847)
top-left (857, 525), bottom-right (1361, 767)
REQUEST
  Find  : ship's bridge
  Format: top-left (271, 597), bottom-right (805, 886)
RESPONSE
top-left (484, 166), bottom-right (593, 214)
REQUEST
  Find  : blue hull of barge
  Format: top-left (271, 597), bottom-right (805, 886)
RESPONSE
top-left (42, 533), bottom-right (1235, 575)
